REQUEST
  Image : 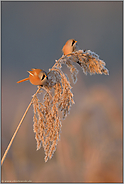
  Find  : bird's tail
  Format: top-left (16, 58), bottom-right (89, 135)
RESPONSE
top-left (17, 77), bottom-right (29, 83)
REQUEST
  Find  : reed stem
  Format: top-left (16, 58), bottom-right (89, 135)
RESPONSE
top-left (1, 86), bottom-right (41, 166)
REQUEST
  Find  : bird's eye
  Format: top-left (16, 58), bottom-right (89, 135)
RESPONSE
top-left (72, 40), bottom-right (75, 46)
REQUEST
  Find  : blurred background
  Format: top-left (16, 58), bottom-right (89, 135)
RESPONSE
top-left (1, 1), bottom-right (122, 182)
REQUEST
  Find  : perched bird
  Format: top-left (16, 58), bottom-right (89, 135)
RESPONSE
top-left (62, 39), bottom-right (82, 66)
top-left (62, 39), bottom-right (79, 56)
top-left (17, 68), bottom-right (48, 86)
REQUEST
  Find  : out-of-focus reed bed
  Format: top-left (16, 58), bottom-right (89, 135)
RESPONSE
top-left (2, 78), bottom-right (122, 182)
top-left (1, 50), bottom-right (122, 182)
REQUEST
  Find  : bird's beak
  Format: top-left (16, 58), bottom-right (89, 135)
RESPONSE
top-left (75, 40), bottom-right (77, 43)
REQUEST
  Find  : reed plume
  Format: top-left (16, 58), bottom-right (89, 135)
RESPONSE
top-left (32, 49), bottom-right (109, 162)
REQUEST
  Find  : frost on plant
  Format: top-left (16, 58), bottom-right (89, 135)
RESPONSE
top-left (32, 49), bottom-right (109, 162)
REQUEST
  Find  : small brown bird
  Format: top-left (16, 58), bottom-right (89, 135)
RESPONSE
top-left (17, 68), bottom-right (48, 86)
top-left (62, 39), bottom-right (82, 66)
top-left (62, 39), bottom-right (79, 56)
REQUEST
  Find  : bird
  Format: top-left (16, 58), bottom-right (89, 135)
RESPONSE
top-left (62, 39), bottom-right (79, 56)
top-left (17, 68), bottom-right (48, 86)
top-left (62, 39), bottom-right (82, 66)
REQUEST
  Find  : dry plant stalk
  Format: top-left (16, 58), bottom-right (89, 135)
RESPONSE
top-left (1, 86), bottom-right (41, 165)
top-left (1, 49), bottom-right (109, 164)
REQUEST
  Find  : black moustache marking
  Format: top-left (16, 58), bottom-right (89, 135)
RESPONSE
top-left (41, 74), bottom-right (45, 80)
top-left (72, 40), bottom-right (75, 46)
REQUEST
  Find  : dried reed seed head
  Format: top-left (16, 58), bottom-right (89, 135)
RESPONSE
top-left (31, 49), bottom-right (109, 162)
